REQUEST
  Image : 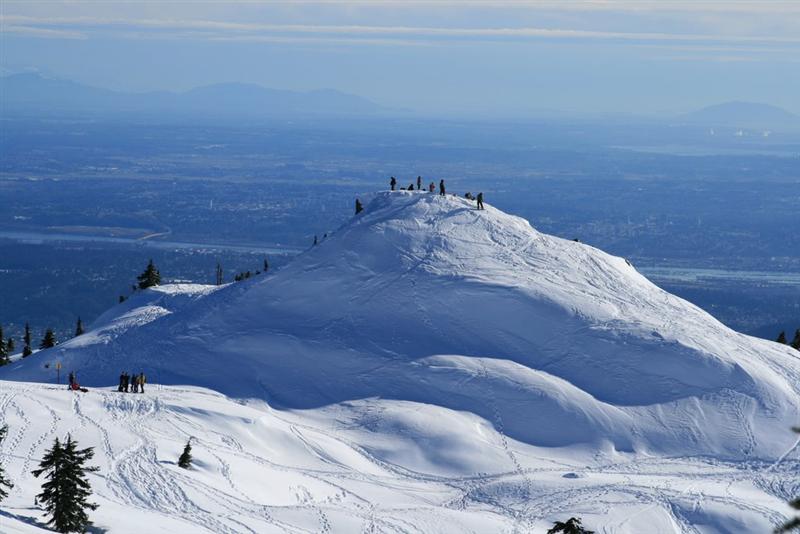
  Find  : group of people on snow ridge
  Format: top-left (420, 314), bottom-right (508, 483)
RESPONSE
top-left (118, 371), bottom-right (146, 393)
top-left (385, 176), bottom-right (484, 210)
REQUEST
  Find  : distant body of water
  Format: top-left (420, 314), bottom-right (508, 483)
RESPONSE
top-left (638, 266), bottom-right (800, 285)
top-left (0, 230), bottom-right (303, 255)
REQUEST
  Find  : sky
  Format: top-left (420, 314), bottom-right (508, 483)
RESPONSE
top-left (1, 1), bottom-right (799, 116)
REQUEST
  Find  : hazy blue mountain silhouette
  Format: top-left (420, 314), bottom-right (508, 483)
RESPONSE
top-left (0, 73), bottom-right (385, 117)
top-left (682, 101), bottom-right (799, 128)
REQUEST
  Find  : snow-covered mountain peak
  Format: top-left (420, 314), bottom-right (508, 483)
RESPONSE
top-left (2, 190), bottom-right (799, 459)
top-left (2, 190), bottom-right (800, 533)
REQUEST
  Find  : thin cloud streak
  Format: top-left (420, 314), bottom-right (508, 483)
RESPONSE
top-left (1, 25), bottom-right (87, 40)
top-left (2, 15), bottom-right (799, 47)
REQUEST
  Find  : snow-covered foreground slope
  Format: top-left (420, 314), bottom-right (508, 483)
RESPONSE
top-left (0, 381), bottom-right (796, 533)
top-left (2, 190), bottom-right (799, 532)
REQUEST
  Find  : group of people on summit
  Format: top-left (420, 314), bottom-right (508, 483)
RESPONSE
top-left (118, 371), bottom-right (146, 393)
top-left (387, 176), bottom-right (484, 210)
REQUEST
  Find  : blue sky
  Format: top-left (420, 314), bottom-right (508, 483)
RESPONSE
top-left (2, 1), bottom-right (799, 115)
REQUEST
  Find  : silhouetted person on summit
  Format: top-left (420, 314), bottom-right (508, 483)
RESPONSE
top-left (429, 182), bottom-right (435, 193)
top-left (417, 176), bottom-right (422, 190)
top-left (439, 180), bottom-right (446, 196)
top-left (390, 176), bottom-right (396, 191)
top-left (477, 192), bottom-right (485, 210)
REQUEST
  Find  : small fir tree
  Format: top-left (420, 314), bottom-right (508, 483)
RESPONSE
top-left (355, 198), bottom-right (364, 214)
top-left (23, 344), bottom-right (33, 357)
top-left (178, 440), bottom-right (193, 469)
top-left (777, 331), bottom-right (788, 344)
top-left (23, 322), bottom-right (32, 353)
top-left (0, 425), bottom-right (13, 501)
top-left (7, 337), bottom-right (14, 354)
top-left (263, 258), bottom-right (269, 273)
top-left (548, 518), bottom-right (594, 534)
top-left (75, 317), bottom-right (84, 337)
top-left (32, 435), bottom-right (99, 533)
top-left (791, 329), bottom-right (800, 351)
top-left (215, 263), bottom-right (224, 285)
top-left (0, 326), bottom-right (7, 366)
top-left (137, 259), bottom-right (161, 289)
top-left (40, 329), bottom-right (57, 350)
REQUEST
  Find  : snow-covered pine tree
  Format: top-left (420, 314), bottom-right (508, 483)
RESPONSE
top-left (791, 329), bottom-right (800, 351)
top-left (32, 435), bottom-right (99, 533)
top-left (0, 325), bottom-right (8, 366)
top-left (777, 331), bottom-right (788, 344)
top-left (75, 317), bottom-right (84, 337)
top-left (137, 259), bottom-right (161, 289)
top-left (547, 517), bottom-right (594, 534)
top-left (40, 328), bottom-right (56, 350)
top-left (178, 440), bottom-right (193, 469)
top-left (0, 425), bottom-right (13, 501)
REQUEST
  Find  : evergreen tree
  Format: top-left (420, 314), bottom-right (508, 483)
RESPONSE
top-left (32, 435), bottom-right (99, 533)
top-left (40, 329), bottom-right (57, 350)
top-left (0, 425), bottom-right (13, 501)
top-left (137, 259), bottom-right (161, 289)
top-left (547, 517), bottom-right (594, 534)
top-left (178, 440), bottom-right (193, 469)
top-left (791, 329), bottom-right (800, 351)
top-left (215, 263), bottom-right (224, 286)
top-left (75, 317), bottom-right (84, 337)
top-left (263, 257), bottom-right (269, 273)
top-left (355, 198), bottom-right (364, 214)
top-left (119, 295), bottom-right (126, 304)
top-left (7, 337), bottom-right (14, 354)
top-left (0, 326), bottom-right (7, 365)
top-left (777, 331), bottom-right (788, 344)
top-left (21, 322), bottom-right (33, 357)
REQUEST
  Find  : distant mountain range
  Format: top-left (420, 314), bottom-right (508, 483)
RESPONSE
top-left (681, 101), bottom-right (799, 129)
top-left (0, 73), bottom-right (387, 118)
top-left (2, 73), bottom-right (799, 127)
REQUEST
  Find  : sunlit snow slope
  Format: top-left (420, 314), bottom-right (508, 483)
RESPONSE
top-left (2, 190), bottom-right (799, 533)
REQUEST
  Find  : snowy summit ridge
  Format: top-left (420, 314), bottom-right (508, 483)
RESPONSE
top-left (1, 190), bottom-right (799, 533)
top-left (3, 190), bottom-right (799, 457)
